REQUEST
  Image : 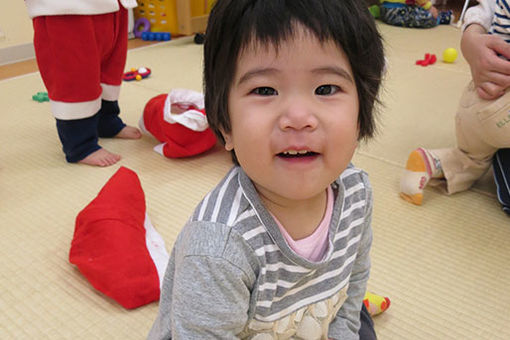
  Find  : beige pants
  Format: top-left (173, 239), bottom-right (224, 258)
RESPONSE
top-left (430, 82), bottom-right (510, 194)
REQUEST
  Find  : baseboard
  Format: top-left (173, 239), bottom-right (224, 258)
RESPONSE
top-left (0, 43), bottom-right (35, 66)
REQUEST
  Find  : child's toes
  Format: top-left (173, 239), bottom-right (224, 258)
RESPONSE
top-left (116, 126), bottom-right (142, 139)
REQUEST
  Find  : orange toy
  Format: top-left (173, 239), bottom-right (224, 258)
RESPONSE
top-left (363, 292), bottom-right (391, 316)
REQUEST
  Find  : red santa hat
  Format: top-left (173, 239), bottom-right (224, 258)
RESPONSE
top-left (139, 89), bottom-right (217, 158)
top-left (69, 167), bottom-right (169, 309)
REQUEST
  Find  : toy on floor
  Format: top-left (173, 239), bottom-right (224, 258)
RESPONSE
top-left (363, 292), bottom-right (391, 316)
top-left (123, 67), bottom-right (151, 81)
top-left (368, 4), bottom-right (380, 19)
top-left (133, 17), bottom-right (151, 38)
top-left (32, 91), bottom-right (49, 102)
top-left (438, 10), bottom-right (454, 25)
top-left (69, 166), bottom-right (169, 309)
top-left (194, 33), bottom-right (205, 44)
top-left (141, 31), bottom-right (171, 41)
top-left (139, 88), bottom-right (217, 158)
top-left (442, 47), bottom-right (458, 63)
top-left (416, 53), bottom-right (437, 66)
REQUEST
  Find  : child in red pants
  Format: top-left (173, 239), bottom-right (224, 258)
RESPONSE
top-left (26, 0), bottom-right (141, 166)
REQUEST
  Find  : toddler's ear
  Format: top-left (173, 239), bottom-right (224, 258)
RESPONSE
top-left (220, 129), bottom-right (234, 151)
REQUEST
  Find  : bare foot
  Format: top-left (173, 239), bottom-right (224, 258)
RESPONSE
top-left (116, 125), bottom-right (142, 139)
top-left (79, 148), bottom-right (121, 167)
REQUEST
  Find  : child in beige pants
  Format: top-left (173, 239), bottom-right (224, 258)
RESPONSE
top-left (401, 81), bottom-right (510, 204)
top-left (400, 0), bottom-right (510, 207)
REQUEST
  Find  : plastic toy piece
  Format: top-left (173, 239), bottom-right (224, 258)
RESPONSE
top-left (141, 31), bottom-right (171, 41)
top-left (32, 92), bottom-right (49, 102)
top-left (194, 33), bottom-right (205, 44)
top-left (368, 5), bottom-right (380, 19)
top-left (442, 47), bottom-right (458, 63)
top-left (134, 18), bottom-right (151, 38)
top-left (123, 67), bottom-right (151, 81)
top-left (416, 53), bottom-right (437, 67)
top-left (363, 292), bottom-right (390, 316)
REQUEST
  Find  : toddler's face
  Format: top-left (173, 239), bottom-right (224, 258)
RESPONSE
top-left (223, 27), bottom-right (359, 204)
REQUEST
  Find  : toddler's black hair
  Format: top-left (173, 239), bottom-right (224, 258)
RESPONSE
top-left (204, 0), bottom-right (385, 164)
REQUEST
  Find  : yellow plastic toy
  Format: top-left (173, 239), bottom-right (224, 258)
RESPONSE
top-left (442, 47), bottom-right (458, 63)
top-left (363, 292), bottom-right (391, 316)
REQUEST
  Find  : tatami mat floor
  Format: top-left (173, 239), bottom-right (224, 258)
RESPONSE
top-left (1, 22), bottom-right (509, 339)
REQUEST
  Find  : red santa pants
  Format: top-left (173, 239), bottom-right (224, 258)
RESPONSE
top-left (33, 8), bottom-right (128, 120)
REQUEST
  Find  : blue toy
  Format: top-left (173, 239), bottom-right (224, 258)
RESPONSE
top-left (141, 32), bottom-right (171, 41)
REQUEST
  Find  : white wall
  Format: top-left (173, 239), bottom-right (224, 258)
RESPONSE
top-left (0, 0), bottom-right (33, 48)
top-left (0, 0), bottom-right (35, 64)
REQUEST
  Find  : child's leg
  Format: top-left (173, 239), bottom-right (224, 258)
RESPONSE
top-left (493, 149), bottom-right (510, 216)
top-left (33, 15), bottom-right (121, 165)
top-left (97, 99), bottom-right (125, 137)
top-left (56, 116), bottom-right (100, 163)
top-left (400, 148), bottom-right (443, 205)
top-left (401, 82), bottom-right (510, 204)
top-left (56, 115), bottom-right (120, 166)
top-left (97, 6), bottom-right (141, 140)
top-left (435, 83), bottom-right (510, 192)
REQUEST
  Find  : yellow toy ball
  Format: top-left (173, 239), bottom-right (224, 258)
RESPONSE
top-left (443, 48), bottom-right (458, 63)
top-left (135, 74), bottom-right (142, 81)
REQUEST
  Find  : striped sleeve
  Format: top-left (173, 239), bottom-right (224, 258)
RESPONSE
top-left (328, 170), bottom-right (373, 340)
top-left (489, 0), bottom-right (510, 43)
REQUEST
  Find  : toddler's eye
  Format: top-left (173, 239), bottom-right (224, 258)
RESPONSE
top-left (315, 85), bottom-right (340, 95)
top-left (252, 87), bottom-right (278, 96)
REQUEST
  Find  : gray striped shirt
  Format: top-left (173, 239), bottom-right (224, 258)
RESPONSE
top-left (148, 165), bottom-right (373, 340)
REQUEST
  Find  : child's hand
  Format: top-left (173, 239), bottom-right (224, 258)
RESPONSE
top-left (476, 82), bottom-right (506, 100)
top-left (461, 24), bottom-right (510, 100)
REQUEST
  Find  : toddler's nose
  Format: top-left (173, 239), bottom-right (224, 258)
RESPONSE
top-left (279, 97), bottom-right (318, 131)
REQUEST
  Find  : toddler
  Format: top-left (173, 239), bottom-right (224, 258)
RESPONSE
top-left (25, 0), bottom-right (142, 167)
top-left (400, 0), bottom-right (510, 214)
top-left (148, 0), bottom-right (385, 339)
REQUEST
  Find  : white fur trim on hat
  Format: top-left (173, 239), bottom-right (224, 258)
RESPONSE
top-left (168, 88), bottom-right (204, 109)
top-left (163, 89), bottom-right (209, 131)
top-left (143, 213), bottom-right (169, 289)
top-left (153, 143), bottom-right (166, 156)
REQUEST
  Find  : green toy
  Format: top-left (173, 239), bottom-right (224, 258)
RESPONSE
top-left (32, 92), bottom-right (49, 102)
top-left (369, 5), bottom-right (380, 19)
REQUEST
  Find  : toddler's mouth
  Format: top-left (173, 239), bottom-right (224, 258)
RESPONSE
top-left (277, 150), bottom-right (319, 158)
